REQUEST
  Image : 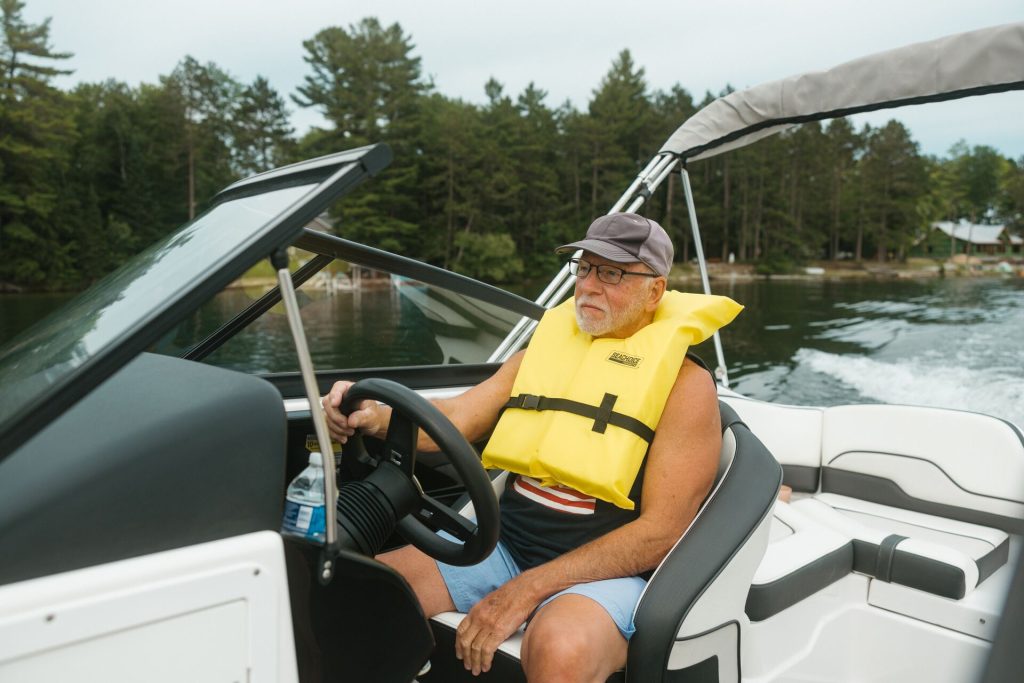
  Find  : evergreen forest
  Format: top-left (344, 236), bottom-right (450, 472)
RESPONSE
top-left (2, 2), bottom-right (1023, 290)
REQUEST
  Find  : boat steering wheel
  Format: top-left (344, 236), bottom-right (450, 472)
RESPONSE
top-left (338, 378), bottom-right (500, 566)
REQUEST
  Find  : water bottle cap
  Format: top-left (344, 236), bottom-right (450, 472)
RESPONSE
top-left (308, 451), bottom-right (323, 466)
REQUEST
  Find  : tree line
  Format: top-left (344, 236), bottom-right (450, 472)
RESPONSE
top-left (2, 2), bottom-right (1022, 290)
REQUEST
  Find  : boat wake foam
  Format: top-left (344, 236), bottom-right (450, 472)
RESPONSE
top-left (794, 348), bottom-right (1024, 428)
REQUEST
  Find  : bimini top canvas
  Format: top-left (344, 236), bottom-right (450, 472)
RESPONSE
top-left (660, 22), bottom-right (1024, 161)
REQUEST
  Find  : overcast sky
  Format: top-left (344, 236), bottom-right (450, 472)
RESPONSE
top-left (28, 0), bottom-right (1024, 159)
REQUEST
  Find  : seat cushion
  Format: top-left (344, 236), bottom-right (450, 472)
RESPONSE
top-left (746, 501), bottom-right (853, 621)
top-left (794, 494), bottom-right (1009, 599)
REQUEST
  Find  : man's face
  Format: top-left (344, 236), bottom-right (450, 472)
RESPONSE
top-left (573, 252), bottom-right (662, 338)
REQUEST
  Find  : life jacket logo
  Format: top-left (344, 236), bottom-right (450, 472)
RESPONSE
top-left (607, 351), bottom-right (642, 368)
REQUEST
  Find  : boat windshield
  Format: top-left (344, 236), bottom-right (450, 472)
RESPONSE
top-left (0, 183), bottom-right (316, 443)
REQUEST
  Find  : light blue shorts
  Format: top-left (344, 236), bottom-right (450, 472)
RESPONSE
top-left (435, 540), bottom-right (645, 640)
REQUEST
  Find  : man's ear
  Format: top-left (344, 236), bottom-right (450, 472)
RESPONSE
top-left (646, 277), bottom-right (667, 311)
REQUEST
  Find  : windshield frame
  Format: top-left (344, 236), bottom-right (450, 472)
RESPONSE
top-left (0, 144), bottom-right (391, 458)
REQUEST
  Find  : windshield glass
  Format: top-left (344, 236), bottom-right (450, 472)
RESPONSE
top-left (156, 262), bottom-right (522, 372)
top-left (0, 183), bottom-right (316, 433)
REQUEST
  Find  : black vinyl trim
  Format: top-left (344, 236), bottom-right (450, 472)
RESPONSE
top-left (782, 464), bottom-right (820, 493)
top-left (675, 80), bottom-right (1024, 161)
top-left (822, 468), bottom-right (1024, 534)
top-left (745, 542), bottom-right (853, 621)
top-left (851, 539), bottom-right (967, 599)
top-left (212, 144), bottom-right (392, 205)
top-left (826, 450), bottom-right (1024, 506)
top-left (626, 403), bottom-right (781, 681)
top-left (666, 621), bottom-right (740, 683)
top-left (294, 229), bottom-right (545, 321)
top-left (875, 534), bottom-right (908, 583)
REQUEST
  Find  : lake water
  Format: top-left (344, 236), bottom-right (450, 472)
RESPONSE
top-left (2, 276), bottom-right (1022, 428)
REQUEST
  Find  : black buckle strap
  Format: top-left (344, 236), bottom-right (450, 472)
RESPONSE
top-left (504, 394), bottom-right (655, 443)
top-left (875, 534), bottom-right (908, 582)
top-left (593, 393), bottom-right (617, 434)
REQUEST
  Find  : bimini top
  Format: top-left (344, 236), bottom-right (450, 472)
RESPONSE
top-left (660, 22), bottom-right (1024, 161)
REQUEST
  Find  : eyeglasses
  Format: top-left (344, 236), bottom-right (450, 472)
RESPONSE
top-left (569, 258), bottom-right (659, 285)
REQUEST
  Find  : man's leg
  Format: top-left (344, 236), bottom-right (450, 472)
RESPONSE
top-left (377, 545), bottom-right (456, 617)
top-left (520, 594), bottom-right (628, 683)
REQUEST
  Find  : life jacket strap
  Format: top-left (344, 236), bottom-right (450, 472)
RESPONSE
top-left (504, 393), bottom-right (656, 443)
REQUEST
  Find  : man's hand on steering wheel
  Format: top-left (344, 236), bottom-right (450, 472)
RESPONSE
top-left (323, 380), bottom-right (387, 443)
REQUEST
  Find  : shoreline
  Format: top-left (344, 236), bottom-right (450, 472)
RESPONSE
top-left (3, 259), bottom-right (1022, 295)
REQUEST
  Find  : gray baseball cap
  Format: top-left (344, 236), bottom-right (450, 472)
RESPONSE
top-left (556, 213), bottom-right (674, 277)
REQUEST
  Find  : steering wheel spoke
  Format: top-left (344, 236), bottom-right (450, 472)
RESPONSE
top-left (383, 411), bottom-right (419, 476)
top-left (408, 494), bottom-right (478, 542)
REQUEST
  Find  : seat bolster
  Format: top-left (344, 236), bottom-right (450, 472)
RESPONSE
top-left (796, 497), bottom-right (986, 598)
top-left (894, 538), bottom-right (980, 594)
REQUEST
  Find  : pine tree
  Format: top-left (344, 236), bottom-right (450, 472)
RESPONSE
top-left (0, 0), bottom-right (75, 287)
top-left (588, 50), bottom-right (652, 213)
top-left (294, 18), bottom-right (427, 255)
top-left (164, 56), bottom-right (241, 219)
top-left (233, 76), bottom-right (294, 175)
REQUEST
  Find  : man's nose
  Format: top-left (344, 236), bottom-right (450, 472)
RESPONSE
top-left (577, 267), bottom-right (604, 293)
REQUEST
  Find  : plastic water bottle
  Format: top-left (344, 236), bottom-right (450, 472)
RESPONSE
top-left (281, 452), bottom-right (326, 542)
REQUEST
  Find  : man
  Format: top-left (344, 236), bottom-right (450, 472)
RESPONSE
top-left (323, 213), bottom-right (739, 681)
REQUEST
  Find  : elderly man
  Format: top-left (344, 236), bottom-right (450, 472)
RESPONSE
top-left (323, 212), bottom-right (741, 681)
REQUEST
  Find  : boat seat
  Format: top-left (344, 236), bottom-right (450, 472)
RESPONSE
top-left (745, 501), bottom-right (853, 621)
top-left (793, 494), bottom-right (1009, 599)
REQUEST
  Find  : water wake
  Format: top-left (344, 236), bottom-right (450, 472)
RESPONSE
top-left (795, 348), bottom-right (1024, 428)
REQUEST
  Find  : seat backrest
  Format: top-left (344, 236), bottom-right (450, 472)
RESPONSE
top-left (721, 394), bottom-right (823, 492)
top-left (626, 401), bottom-right (781, 683)
top-left (821, 404), bottom-right (1024, 534)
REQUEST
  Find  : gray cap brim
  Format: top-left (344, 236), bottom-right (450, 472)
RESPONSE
top-left (554, 239), bottom-right (642, 264)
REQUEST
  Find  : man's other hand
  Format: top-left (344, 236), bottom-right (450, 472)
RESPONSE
top-left (455, 581), bottom-right (536, 675)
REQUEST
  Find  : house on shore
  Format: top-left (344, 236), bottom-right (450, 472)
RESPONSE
top-left (913, 220), bottom-right (1023, 260)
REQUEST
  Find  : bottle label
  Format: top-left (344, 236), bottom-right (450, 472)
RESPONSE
top-left (281, 500), bottom-right (326, 541)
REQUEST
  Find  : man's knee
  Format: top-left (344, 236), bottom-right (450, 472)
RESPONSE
top-left (521, 595), bottom-right (627, 681)
top-left (523, 619), bottom-right (593, 673)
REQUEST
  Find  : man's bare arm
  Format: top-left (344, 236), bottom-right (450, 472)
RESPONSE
top-left (322, 350), bottom-right (525, 451)
top-left (455, 359), bottom-right (720, 673)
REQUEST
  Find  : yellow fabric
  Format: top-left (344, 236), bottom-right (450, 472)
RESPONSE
top-left (482, 290), bottom-right (743, 509)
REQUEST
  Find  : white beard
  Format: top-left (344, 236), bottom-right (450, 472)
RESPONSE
top-left (575, 293), bottom-right (647, 338)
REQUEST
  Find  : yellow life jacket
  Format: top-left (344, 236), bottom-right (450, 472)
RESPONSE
top-left (481, 290), bottom-right (742, 510)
